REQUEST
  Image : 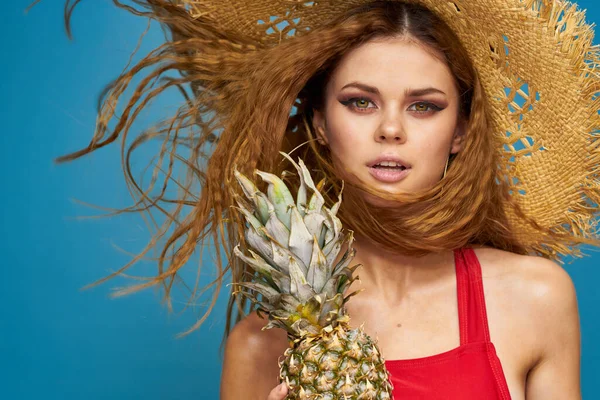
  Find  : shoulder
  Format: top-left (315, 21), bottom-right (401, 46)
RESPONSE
top-left (472, 247), bottom-right (581, 396)
top-left (474, 246), bottom-right (579, 360)
top-left (220, 311), bottom-right (289, 399)
top-left (473, 246), bottom-right (577, 308)
top-left (226, 310), bottom-right (289, 357)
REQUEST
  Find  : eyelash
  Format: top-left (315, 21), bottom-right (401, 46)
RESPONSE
top-left (340, 97), bottom-right (443, 114)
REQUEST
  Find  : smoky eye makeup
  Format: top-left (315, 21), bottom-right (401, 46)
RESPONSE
top-left (338, 97), bottom-right (378, 113)
top-left (409, 102), bottom-right (445, 113)
top-left (338, 95), bottom-right (447, 114)
top-left (338, 96), bottom-right (376, 107)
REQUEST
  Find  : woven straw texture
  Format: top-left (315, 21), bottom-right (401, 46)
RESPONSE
top-left (178, 0), bottom-right (600, 255)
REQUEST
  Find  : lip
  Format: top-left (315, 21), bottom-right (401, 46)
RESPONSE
top-left (368, 165), bottom-right (411, 183)
top-left (367, 155), bottom-right (411, 168)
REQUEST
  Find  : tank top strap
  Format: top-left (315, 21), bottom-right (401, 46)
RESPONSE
top-left (455, 247), bottom-right (491, 345)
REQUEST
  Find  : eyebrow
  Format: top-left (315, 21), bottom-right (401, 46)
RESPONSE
top-left (340, 81), bottom-right (447, 97)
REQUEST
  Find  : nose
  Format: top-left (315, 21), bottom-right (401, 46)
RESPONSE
top-left (375, 110), bottom-right (406, 143)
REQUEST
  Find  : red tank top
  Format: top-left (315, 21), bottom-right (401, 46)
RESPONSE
top-left (384, 247), bottom-right (512, 399)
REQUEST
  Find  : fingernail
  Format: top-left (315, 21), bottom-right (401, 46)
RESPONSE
top-left (279, 383), bottom-right (286, 393)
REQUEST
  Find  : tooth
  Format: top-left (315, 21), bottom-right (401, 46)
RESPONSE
top-left (376, 161), bottom-right (403, 167)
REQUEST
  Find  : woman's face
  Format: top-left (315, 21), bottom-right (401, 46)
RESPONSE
top-left (313, 36), bottom-right (465, 205)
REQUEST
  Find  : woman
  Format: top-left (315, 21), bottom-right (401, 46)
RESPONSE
top-left (52, 0), bottom-right (599, 399)
top-left (218, 3), bottom-right (586, 398)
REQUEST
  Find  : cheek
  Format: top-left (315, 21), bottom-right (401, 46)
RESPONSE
top-left (411, 116), bottom-right (458, 157)
top-left (324, 106), bottom-right (372, 154)
top-left (413, 141), bottom-right (450, 172)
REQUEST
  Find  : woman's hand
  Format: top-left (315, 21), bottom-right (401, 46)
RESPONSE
top-left (266, 382), bottom-right (288, 400)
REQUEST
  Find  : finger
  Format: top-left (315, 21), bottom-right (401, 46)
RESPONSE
top-left (266, 382), bottom-right (288, 400)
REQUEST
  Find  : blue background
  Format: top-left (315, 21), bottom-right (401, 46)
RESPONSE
top-left (2, 1), bottom-right (599, 398)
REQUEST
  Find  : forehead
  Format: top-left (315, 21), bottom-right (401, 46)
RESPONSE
top-left (328, 37), bottom-right (457, 95)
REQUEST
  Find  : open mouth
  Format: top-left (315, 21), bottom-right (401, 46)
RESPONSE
top-left (371, 165), bottom-right (407, 170)
top-left (368, 165), bottom-right (411, 183)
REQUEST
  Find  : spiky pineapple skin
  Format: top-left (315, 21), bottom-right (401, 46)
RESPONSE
top-left (279, 323), bottom-right (393, 400)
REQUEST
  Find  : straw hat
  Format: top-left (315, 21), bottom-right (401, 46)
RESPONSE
top-left (175, 0), bottom-right (600, 258)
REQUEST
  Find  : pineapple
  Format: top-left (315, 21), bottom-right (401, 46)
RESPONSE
top-left (231, 151), bottom-right (393, 400)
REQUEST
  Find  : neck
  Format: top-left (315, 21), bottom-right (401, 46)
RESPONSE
top-left (342, 233), bottom-right (456, 305)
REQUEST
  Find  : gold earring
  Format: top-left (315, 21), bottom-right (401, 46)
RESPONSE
top-left (442, 156), bottom-right (449, 178)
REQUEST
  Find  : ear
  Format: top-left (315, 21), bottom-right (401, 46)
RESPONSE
top-left (312, 108), bottom-right (329, 146)
top-left (450, 118), bottom-right (466, 154)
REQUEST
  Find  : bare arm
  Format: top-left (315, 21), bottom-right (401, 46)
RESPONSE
top-left (525, 258), bottom-right (581, 399)
top-left (220, 312), bottom-right (290, 400)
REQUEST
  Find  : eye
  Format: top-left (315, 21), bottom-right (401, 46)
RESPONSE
top-left (339, 97), bottom-right (377, 112)
top-left (409, 102), bottom-right (443, 114)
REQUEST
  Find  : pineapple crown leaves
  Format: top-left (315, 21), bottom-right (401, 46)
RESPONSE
top-left (230, 151), bottom-right (361, 336)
